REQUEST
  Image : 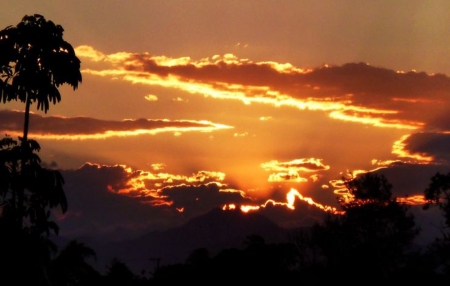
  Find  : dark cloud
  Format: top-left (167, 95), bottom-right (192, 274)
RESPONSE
top-left (307, 63), bottom-right (450, 100)
top-left (347, 162), bottom-right (450, 245)
top-left (55, 163), bottom-right (255, 240)
top-left (0, 109), bottom-right (230, 138)
top-left (258, 199), bottom-right (330, 229)
top-left (370, 162), bottom-right (449, 198)
top-left (278, 161), bottom-right (329, 172)
top-left (128, 53), bottom-right (283, 87)
top-left (53, 162), bottom-right (341, 242)
top-left (52, 150), bottom-right (450, 245)
top-left (306, 64), bottom-right (450, 131)
top-left (57, 163), bottom-right (179, 240)
top-left (123, 54), bottom-right (450, 131)
top-left (401, 132), bottom-right (450, 163)
top-left (160, 183), bottom-right (254, 217)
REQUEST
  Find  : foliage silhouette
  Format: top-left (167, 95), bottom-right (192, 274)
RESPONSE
top-left (104, 258), bottom-right (148, 286)
top-left (424, 172), bottom-right (450, 231)
top-left (0, 14), bottom-right (81, 284)
top-left (0, 13), bottom-right (82, 143)
top-left (293, 172), bottom-right (420, 283)
top-left (151, 234), bottom-right (299, 284)
top-left (0, 13), bottom-right (81, 232)
top-left (50, 240), bottom-right (101, 286)
top-left (0, 136), bottom-right (67, 235)
top-left (423, 172), bottom-right (450, 276)
top-left (0, 133), bottom-right (69, 285)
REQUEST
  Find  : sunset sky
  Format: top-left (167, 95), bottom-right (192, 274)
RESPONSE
top-left (2, 1), bottom-right (450, 243)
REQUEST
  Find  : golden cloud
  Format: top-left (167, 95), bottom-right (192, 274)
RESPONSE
top-left (75, 46), bottom-right (450, 131)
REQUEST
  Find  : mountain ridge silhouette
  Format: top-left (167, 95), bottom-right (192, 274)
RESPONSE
top-left (61, 207), bottom-right (302, 275)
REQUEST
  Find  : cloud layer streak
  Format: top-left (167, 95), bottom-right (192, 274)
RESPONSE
top-left (0, 110), bottom-right (232, 139)
top-left (77, 45), bottom-right (450, 131)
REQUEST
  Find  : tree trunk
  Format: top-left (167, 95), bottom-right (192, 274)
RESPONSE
top-left (17, 95), bottom-right (31, 229)
top-left (23, 95), bottom-right (31, 143)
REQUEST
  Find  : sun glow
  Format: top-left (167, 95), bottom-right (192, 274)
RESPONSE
top-left (397, 195), bottom-right (427, 205)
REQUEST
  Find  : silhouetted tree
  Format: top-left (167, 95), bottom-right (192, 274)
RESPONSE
top-left (424, 172), bottom-right (450, 277)
top-left (50, 240), bottom-right (100, 286)
top-left (0, 14), bottom-right (81, 284)
top-left (241, 234), bottom-right (298, 283)
top-left (0, 14), bottom-right (82, 143)
top-left (0, 136), bottom-right (67, 284)
top-left (424, 172), bottom-right (450, 232)
top-left (0, 13), bottom-right (81, 230)
top-left (151, 235), bottom-right (300, 284)
top-left (151, 263), bottom-right (191, 285)
top-left (0, 136), bottom-right (67, 235)
top-left (104, 258), bottom-right (147, 286)
top-left (294, 173), bottom-right (420, 282)
top-left (185, 247), bottom-right (210, 267)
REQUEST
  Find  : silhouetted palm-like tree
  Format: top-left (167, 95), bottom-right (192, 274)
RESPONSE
top-left (0, 14), bottom-right (81, 231)
top-left (0, 13), bottom-right (82, 143)
top-left (0, 14), bottom-right (81, 284)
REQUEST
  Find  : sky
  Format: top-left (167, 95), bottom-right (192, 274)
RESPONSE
top-left (2, 0), bottom-right (450, 243)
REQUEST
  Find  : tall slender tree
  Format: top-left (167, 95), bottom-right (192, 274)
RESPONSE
top-left (0, 14), bottom-right (82, 284)
top-left (0, 14), bottom-right (81, 231)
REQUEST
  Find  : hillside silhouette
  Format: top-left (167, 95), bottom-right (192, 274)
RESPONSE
top-left (88, 207), bottom-right (296, 275)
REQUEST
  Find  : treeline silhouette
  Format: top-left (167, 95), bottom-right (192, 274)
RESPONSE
top-left (148, 172), bottom-right (450, 285)
top-left (1, 14), bottom-right (450, 285)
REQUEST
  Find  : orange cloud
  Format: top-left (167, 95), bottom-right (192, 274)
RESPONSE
top-left (84, 162), bottom-right (341, 221)
top-left (75, 46), bottom-right (450, 132)
top-left (102, 163), bottom-right (248, 214)
top-left (261, 158), bottom-right (330, 183)
top-left (225, 188), bottom-right (341, 214)
top-left (261, 158), bottom-right (331, 172)
top-left (267, 172), bottom-right (308, 183)
top-left (145, 94), bottom-right (158, 101)
top-left (397, 195), bottom-right (427, 205)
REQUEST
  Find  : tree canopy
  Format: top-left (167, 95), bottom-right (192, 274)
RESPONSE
top-left (0, 13), bottom-right (81, 111)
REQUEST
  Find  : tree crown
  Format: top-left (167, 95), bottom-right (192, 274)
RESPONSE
top-left (0, 14), bottom-right (82, 112)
